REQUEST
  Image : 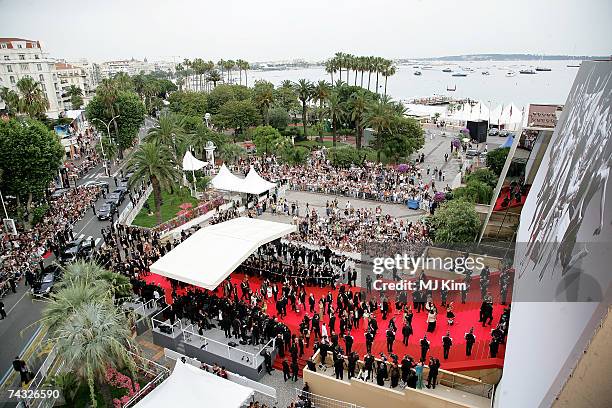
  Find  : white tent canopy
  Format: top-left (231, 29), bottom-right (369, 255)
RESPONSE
top-left (240, 166), bottom-right (277, 195)
top-left (211, 164), bottom-right (277, 195)
top-left (211, 164), bottom-right (244, 191)
top-left (182, 151), bottom-right (208, 171)
top-left (150, 217), bottom-right (297, 290)
top-left (134, 360), bottom-right (253, 408)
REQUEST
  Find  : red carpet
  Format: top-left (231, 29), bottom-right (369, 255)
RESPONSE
top-left (493, 185), bottom-right (530, 211)
top-left (143, 271), bottom-right (509, 373)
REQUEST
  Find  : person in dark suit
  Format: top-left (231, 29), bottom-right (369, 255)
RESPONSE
top-left (365, 329), bottom-right (374, 354)
top-left (344, 332), bottom-right (354, 356)
top-left (420, 336), bottom-right (430, 362)
top-left (426, 357), bottom-right (440, 389)
top-left (282, 359), bottom-right (291, 381)
top-left (442, 331), bottom-right (453, 359)
top-left (291, 359), bottom-right (299, 381)
top-left (490, 337), bottom-right (500, 358)
top-left (402, 321), bottom-right (413, 346)
top-left (386, 328), bottom-right (396, 353)
top-left (334, 355), bottom-right (345, 380)
top-left (465, 327), bottom-right (476, 356)
top-left (260, 348), bottom-right (273, 374)
top-left (363, 352), bottom-right (375, 381)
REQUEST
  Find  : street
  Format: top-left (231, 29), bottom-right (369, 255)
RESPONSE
top-left (0, 117), bottom-right (156, 389)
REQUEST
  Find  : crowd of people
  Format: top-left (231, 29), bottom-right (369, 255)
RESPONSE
top-left (234, 151), bottom-right (453, 208)
top-left (0, 185), bottom-right (102, 299)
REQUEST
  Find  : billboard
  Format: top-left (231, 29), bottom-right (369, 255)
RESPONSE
top-left (527, 104), bottom-right (559, 128)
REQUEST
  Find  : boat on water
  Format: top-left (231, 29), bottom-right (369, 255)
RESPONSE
top-left (506, 71), bottom-right (516, 77)
top-left (413, 65), bottom-right (420, 69)
top-left (451, 72), bottom-right (467, 77)
top-left (414, 71), bottom-right (422, 76)
top-left (519, 69), bottom-right (536, 74)
top-left (567, 63), bottom-right (581, 68)
top-left (447, 85), bottom-right (456, 91)
top-left (442, 68), bottom-right (452, 73)
top-left (536, 66), bottom-right (551, 72)
top-left (482, 71), bottom-right (490, 75)
top-left (422, 65), bottom-right (433, 70)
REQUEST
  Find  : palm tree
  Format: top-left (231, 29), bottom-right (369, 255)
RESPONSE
top-left (253, 80), bottom-right (275, 125)
top-left (0, 87), bottom-right (19, 116)
top-left (312, 80), bottom-right (330, 124)
top-left (382, 64), bottom-right (396, 98)
top-left (325, 60), bottom-right (336, 84)
top-left (95, 78), bottom-right (121, 150)
top-left (374, 57), bottom-right (384, 94)
top-left (128, 142), bottom-right (181, 224)
top-left (367, 56), bottom-right (375, 91)
top-left (366, 101), bottom-right (395, 161)
top-left (190, 125), bottom-right (225, 159)
top-left (51, 300), bottom-right (138, 407)
top-left (15, 77), bottom-right (49, 117)
top-left (323, 91), bottom-right (346, 147)
top-left (293, 79), bottom-right (314, 139)
top-left (207, 69), bottom-right (222, 88)
top-left (145, 113), bottom-right (186, 156)
top-left (224, 60), bottom-right (235, 83)
top-left (349, 90), bottom-right (369, 149)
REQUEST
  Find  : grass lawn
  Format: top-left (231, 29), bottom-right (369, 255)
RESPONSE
top-left (131, 188), bottom-right (198, 228)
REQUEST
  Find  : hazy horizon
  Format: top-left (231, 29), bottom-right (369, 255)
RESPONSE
top-left (1, 0), bottom-right (610, 63)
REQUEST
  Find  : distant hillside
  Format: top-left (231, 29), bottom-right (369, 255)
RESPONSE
top-left (410, 53), bottom-right (608, 61)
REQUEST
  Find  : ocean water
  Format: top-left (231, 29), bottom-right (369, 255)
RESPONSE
top-left (248, 60), bottom-right (580, 108)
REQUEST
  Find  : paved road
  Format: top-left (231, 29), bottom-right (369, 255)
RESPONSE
top-left (0, 117), bottom-right (156, 386)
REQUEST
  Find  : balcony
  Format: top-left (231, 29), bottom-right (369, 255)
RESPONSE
top-left (304, 350), bottom-right (493, 408)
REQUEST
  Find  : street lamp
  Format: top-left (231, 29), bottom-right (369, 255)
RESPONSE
top-left (92, 115), bottom-right (120, 177)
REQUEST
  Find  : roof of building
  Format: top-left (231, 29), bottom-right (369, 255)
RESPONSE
top-left (0, 38), bottom-right (41, 48)
top-left (55, 62), bottom-right (77, 70)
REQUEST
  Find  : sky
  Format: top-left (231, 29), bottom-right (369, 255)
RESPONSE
top-left (1, 0), bottom-right (610, 63)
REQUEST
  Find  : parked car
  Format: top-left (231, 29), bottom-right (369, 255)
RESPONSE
top-left (60, 237), bottom-right (94, 264)
top-left (114, 187), bottom-right (128, 201)
top-left (50, 188), bottom-right (69, 200)
top-left (465, 149), bottom-right (482, 158)
top-left (499, 129), bottom-right (512, 137)
top-left (106, 192), bottom-right (123, 206)
top-left (488, 128), bottom-right (499, 136)
top-left (97, 202), bottom-right (117, 221)
top-left (31, 272), bottom-right (56, 296)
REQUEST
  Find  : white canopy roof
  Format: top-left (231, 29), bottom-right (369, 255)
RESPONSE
top-left (134, 360), bottom-right (253, 408)
top-left (150, 217), bottom-right (297, 290)
top-left (211, 164), bottom-right (276, 195)
top-left (449, 101), bottom-right (490, 122)
top-left (240, 166), bottom-right (277, 195)
top-left (182, 151), bottom-right (208, 171)
top-left (211, 164), bottom-right (244, 191)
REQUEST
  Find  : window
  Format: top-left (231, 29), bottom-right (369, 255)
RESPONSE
top-left (7, 65), bottom-right (12, 73)
top-left (37, 63), bottom-right (42, 71)
top-left (10, 76), bottom-right (15, 84)
top-left (41, 83), bottom-right (46, 91)
top-left (39, 74), bottom-right (44, 82)
top-left (0, 43), bottom-right (6, 49)
top-left (19, 54), bottom-right (25, 60)
top-left (17, 44), bottom-right (22, 49)
top-left (20, 63), bottom-right (29, 71)
top-left (35, 54), bottom-right (40, 60)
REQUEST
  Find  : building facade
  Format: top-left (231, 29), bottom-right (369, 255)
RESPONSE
top-left (0, 37), bottom-right (63, 118)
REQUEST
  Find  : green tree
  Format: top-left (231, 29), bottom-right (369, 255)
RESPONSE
top-left (0, 87), bottom-right (19, 116)
top-left (280, 145), bottom-right (309, 165)
top-left (466, 168), bottom-right (498, 189)
top-left (268, 107), bottom-right (290, 130)
top-left (453, 180), bottom-right (494, 204)
top-left (251, 125), bottom-right (286, 155)
top-left (348, 90), bottom-right (370, 149)
top-left (207, 69), bottom-right (222, 88)
top-left (189, 125), bottom-right (227, 160)
top-left (275, 81), bottom-right (299, 116)
top-left (253, 80), bottom-right (275, 125)
top-left (429, 199), bottom-right (481, 243)
top-left (323, 91), bottom-right (346, 147)
top-left (65, 85), bottom-right (84, 109)
top-left (95, 135), bottom-right (118, 161)
top-left (218, 143), bottom-right (246, 164)
top-left (145, 112), bottom-right (186, 156)
top-left (128, 142), bottom-right (181, 224)
top-left (214, 99), bottom-right (260, 138)
top-left (293, 79), bottom-right (314, 139)
top-left (87, 91), bottom-right (146, 157)
top-left (168, 91), bottom-right (208, 117)
top-left (16, 77), bottom-right (49, 117)
top-left (486, 147), bottom-right (510, 176)
top-left (0, 118), bottom-right (63, 226)
top-left (328, 146), bottom-right (363, 168)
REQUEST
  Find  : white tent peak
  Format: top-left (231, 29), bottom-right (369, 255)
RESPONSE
top-left (211, 164), bottom-right (276, 195)
top-left (182, 151), bottom-right (207, 171)
top-left (211, 164), bottom-right (244, 191)
top-left (241, 166), bottom-right (277, 195)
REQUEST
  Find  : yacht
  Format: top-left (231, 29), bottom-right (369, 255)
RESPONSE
top-left (535, 66), bottom-right (551, 72)
top-left (452, 72), bottom-right (467, 77)
top-left (519, 69), bottom-right (536, 74)
top-left (506, 71), bottom-right (516, 77)
top-left (414, 71), bottom-right (422, 76)
top-left (447, 85), bottom-right (456, 91)
top-left (442, 68), bottom-right (452, 73)
top-left (481, 71), bottom-right (490, 75)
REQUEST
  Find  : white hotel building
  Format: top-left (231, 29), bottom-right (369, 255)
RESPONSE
top-left (0, 37), bottom-right (63, 118)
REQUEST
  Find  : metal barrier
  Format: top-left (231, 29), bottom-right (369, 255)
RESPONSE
top-left (151, 305), bottom-right (183, 336)
top-left (294, 389), bottom-right (365, 408)
top-left (181, 325), bottom-right (259, 368)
